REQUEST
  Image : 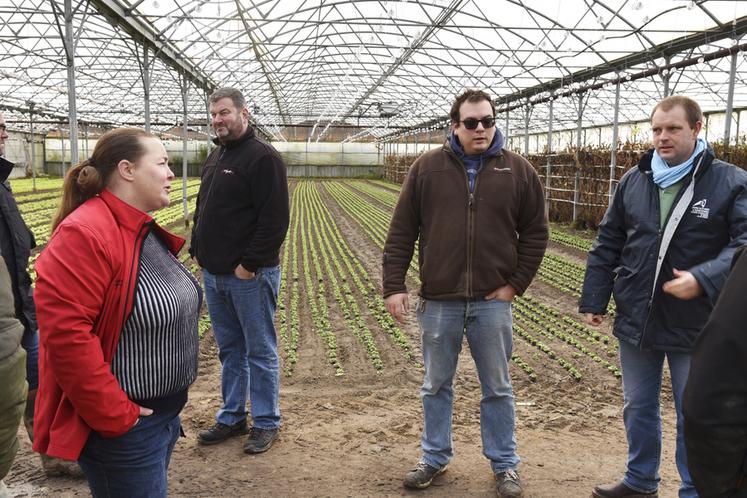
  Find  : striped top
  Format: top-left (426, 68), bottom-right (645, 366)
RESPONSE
top-left (112, 231), bottom-right (202, 401)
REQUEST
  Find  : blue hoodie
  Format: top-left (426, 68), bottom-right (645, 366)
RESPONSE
top-left (449, 129), bottom-right (505, 192)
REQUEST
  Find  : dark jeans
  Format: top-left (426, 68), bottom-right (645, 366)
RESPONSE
top-left (78, 401), bottom-right (183, 498)
top-left (20, 327), bottom-right (38, 390)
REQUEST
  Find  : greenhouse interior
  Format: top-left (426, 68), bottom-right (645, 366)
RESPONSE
top-left (3, 1), bottom-right (747, 496)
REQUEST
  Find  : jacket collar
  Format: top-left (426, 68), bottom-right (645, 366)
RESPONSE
top-left (0, 157), bottom-right (14, 184)
top-left (637, 146), bottom-right (715, 176)
top-left (98, 189), bottom-right (185, 254)
top-left (443, 139), bottom-right (504, 159)
top-left (213, 126), bottom-right (256, 149)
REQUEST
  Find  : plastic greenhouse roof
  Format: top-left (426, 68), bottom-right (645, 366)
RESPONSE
top-left (1, 0), bottom-right (747, 142)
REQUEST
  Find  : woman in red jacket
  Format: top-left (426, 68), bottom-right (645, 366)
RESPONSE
top-left (33, 128), bottom-right (202, 497)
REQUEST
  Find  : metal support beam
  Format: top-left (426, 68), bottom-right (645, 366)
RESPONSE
top-left (494, 19), bottom-right (747, 107)
top-left (141, 44), bottom-right (151, 132)
top-left (340, 0), bottom-right (466, 123)
top-left (737, 111), bottom-right (742, 143)
top-left (504, 108), bottom-right (510, 145)
top-left (610, 81), bottom-right (621, 203)
top-left (63, 0), bottom-right (79, 166)
top-left (662, 56), bottom-right (672, 98)
top-left (60, 125), bottom-right (67, 177)
top-left (724, 50), bottom-right (738, 152)
top-left (576, 93), bottom-right (585, 149)
top-left (88, 0), bottom-right (215, 92)
top-left (234, 0), bottom-right (289, 125)
top-left (523, 105), bottom-right (531, 156)
top-left (180, 72), bottom-right (189, 224)
top-left (28, 102), bottom-right (36, 191)
top-left (206, 92), bottom-right (213, 154)
top-left (546, 99), bottom-right (553, 210)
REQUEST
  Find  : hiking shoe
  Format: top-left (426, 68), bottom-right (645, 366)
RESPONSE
top-left (403, 462), bottom-right (447, 489)
top-left (197, 420), bottom-right (249, 445)
top-left (495, 469), bottom-right (523, 498)
top-left (243, 427), bottom-right (279, 454)
top-left (592, 480), bottom-right (658, 498)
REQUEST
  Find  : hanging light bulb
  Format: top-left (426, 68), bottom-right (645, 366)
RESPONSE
top-left (152, 0), bottom-right (159, 8)
top-left (687, 1), bottom-right (695, 10)
top-left (631, 1), bottom-right (643, 10)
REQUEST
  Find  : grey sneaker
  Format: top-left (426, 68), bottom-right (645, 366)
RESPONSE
top-left (243, 427), bottom-right (279, 454)
top-left (403, 462), bottom-right (447, 489)
top-left (495, 469), bottom-right (523, 498)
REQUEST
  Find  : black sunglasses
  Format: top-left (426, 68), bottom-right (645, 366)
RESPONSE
top-left (459, 117), bottom-right (496, 130)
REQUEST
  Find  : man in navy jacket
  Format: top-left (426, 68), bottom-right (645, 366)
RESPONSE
top-left (579, 96), bottom-right (747, 498)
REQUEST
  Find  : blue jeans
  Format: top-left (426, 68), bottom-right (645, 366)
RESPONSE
top-left (618, 340), bottom-right (696, 497)
top-left (78, 403), bottom-right (182, 498)
top-left (417, 298), bottom-right (519, 474)
top-left (21, 328), bottom-right (38, 390)
top-left (203, 267), bottom-right (281, 429)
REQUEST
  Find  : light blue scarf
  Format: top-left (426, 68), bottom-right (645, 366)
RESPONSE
top-left (651, 138), bottom-right (707, 188)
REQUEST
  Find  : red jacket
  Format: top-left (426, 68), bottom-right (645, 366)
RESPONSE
top-left (33, 189), bottom-right (185, 460)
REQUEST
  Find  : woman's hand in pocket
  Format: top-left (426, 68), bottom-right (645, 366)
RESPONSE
top-left (133, 405), bottom-right (153, 426)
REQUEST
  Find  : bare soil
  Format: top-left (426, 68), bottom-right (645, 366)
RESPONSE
top-left (6, 181), bottom-right (683, 498)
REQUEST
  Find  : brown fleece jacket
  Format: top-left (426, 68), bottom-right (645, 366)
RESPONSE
top-left (383, 144), bottom-right (548, 300)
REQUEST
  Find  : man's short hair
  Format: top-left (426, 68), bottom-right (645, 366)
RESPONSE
top-left (209, 87), bottom-right (246, 110)
top-left (650, 95), bottom-right (703, 128)
top-left (450, 90), bottom-right (496, 123)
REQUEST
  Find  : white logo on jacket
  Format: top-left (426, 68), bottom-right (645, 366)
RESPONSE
top-left (222, 169), bottom-right (234, 175)
top-left (691, 198), bottom-right (709, 219)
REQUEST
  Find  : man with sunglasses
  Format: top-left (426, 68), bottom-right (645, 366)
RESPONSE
top-left (383, 90), bottom-right (548, 498)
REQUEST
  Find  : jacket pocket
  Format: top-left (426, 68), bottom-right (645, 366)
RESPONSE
top-left (612, 266), bottom-right (639, 317)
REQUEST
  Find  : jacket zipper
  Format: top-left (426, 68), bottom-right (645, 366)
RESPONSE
top-left (467, 183), bottom-right (477, 298)
top-left (121, 221), bottom-right (151, 329)
top-left (194, 147), bottom-right (226, 241)
top-left (639, 171), bottom-right (693, 347)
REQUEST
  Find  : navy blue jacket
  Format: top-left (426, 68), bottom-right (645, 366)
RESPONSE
top-left (0, 157), bottom-right (36, 333)
top-left (579, 147), bottom-right (747, 352)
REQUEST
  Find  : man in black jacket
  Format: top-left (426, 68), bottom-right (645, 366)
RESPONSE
top-left (580, 96), bottom-right (747, 498)
top-left (683, 245), bottom-right (747, 497)
top-left (190, 88), bottom-right (289, 454)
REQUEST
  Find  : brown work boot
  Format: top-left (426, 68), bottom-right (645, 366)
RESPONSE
top-left (592, 480), bottom-right (658, 498)
top-left (40, 454), bottom-right (85, 479)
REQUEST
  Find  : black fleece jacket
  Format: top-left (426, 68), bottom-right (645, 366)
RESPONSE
top-left (189, 128), bottom-right (289, 274)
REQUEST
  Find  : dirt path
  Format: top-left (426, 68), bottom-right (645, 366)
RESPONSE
top-left (6, 181), bottom-right (684, 497)
top-left (5, 333), bottom-right (684, 497)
